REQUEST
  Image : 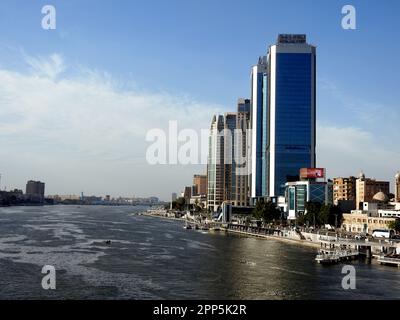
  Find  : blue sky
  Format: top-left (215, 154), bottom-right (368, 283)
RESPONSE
top-left (0, 0), bottom-right (399, 199)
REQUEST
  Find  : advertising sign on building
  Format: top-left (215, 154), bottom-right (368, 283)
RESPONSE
top-left (300, 168), bottom-right (325, 179)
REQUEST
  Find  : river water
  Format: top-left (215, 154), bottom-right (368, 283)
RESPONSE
top-left (0, 205), bottom-right (399, 299)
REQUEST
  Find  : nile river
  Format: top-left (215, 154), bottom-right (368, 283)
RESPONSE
top-left (0, 205), bottom-right (399, 299)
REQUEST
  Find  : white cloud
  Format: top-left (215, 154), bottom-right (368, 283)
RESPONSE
top-left (24, 53), bottom-right (66, 79)
top-left (1, 53), bottom-right (398, 198)
top-left (0, 53), bottom-right (224, 199)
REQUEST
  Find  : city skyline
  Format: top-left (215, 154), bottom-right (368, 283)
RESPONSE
top-left (0, 1), bottom-right (399, 200)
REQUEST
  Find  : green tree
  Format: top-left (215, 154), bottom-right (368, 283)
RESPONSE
top-left (171, 197), bottom-right (186, 211)
top-left (388, 220), bottom-right (400, 233)
top-left (304, 202), bottom-right (342, 228)
top-left (305, 202), bottom-right (322, 226)
top-left (253, 198), bottom-right (281, 225)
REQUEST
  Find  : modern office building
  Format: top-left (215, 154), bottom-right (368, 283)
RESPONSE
top-left (266, 34), bottom-right (316, 197)
top-left (284, 168), bottom-right (332, 220)
top-left (249, 34), bottom-right (316, 201)
top-left (25, 180), bottom-right (45, 200)
top-left (207, 115), bottom-right (225, 212)
top-left (395, 172), bottom-right (400, 202)
top-left (250, 56), bottom-right (268, 202)
top-left (355, 172), bottom-right (390, 209)
top-left (193, 175), bottom-right (207, 196)
top-left (285, 180), bottom-right (333, 220)
top-left (234, 98), bottom-right (251, 206)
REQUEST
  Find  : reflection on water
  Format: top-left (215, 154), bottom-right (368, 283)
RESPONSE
top-left (0, 205), bottom-right (399, 299)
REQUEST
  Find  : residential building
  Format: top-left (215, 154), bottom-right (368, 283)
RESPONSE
top-left (25, 180), bottom-right (45, 202)
top-left (333, 176), bottom-right (357, 212)
top-left (355, 172), bottom-right (390, 209)
top-left (234, 98), bottom-right (251, 206)
top-left (207, 115), bottom-right (225, 212)
top-left (395, 171), bottom-right (400, 202)
top-left (193, 175), bottom-right (207, 196)
top-left (333, 176), bottom-right (356, 202)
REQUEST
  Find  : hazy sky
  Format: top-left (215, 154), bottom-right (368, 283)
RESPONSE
top-left (0, 0), bottom-right (399, 200)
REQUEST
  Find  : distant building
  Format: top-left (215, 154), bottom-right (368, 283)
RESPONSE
top-left (395, 172), bottom-right (400, 202)
top-left (171, 192), bottom-right (177, 202)
top-left (183, 186), bottom-right (192, 203)
top-left (193, 175), bottom-right (207, 196)
top-left (48, 194), bottom-right (81, 202)
top-left (25, 180), bottom-right (45, 202)
top-left (355, 172), bottom-right (390, 209)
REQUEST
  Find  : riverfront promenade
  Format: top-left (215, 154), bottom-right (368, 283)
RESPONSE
top-left (137, 209), bottom-right (400, 265)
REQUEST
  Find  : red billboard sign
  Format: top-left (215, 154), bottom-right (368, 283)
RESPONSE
top-left (300, 168), bottom-right (325, 179)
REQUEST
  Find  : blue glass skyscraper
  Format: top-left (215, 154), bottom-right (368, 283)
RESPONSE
top-left (267, 34), bottom-right (316, 197)
top-left (250, 34), bottom-right (316, 201)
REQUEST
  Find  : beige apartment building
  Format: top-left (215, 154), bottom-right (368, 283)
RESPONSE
top-left (233, 98), bottom-right (250, 207)
top-left (342, 212), bottom-right (395, 234)
top-left (356, 172), bottom-right (390, 209)
top-left (333, 176), bottom-right (356, 202)
top-left (193, 174), bottom-right (207, 196)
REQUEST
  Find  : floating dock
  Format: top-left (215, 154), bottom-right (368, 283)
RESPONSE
top-left (315, 249), bottom-right (360, 265)
top-left (378, 256), bottom-right (400, 267)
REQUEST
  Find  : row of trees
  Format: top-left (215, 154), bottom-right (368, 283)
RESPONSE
top-left (252, 199), bottom-right (343, 228)
top-left (297, 202), bottom-right (343, 228)
top-left (167, 197), bottom-right (205, 212)
top-left (253, 198), bottom-right (282, 224)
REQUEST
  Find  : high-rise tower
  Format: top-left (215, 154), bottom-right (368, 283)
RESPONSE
top-left (250, 56), bottom-right (268, 202)
top-left (207, 115), bottom-right (224, 212)
top-left (266, 34), bottom-right (316, 197)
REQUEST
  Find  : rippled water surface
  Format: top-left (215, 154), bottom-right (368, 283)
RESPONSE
top-left (0, 205), bottom-right (399, 299)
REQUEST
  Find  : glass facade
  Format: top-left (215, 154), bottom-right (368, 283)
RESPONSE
top-left (285, 181), bottom-right (332, 219)
top-left (273, 52), bottom-right (314, 196)
top-left (251, 62), bottom-right (268, 201)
